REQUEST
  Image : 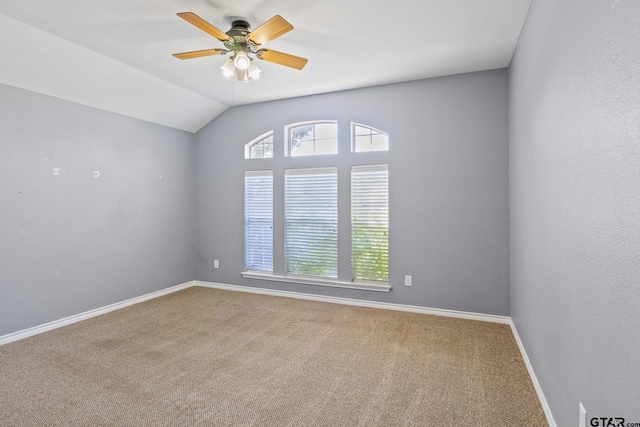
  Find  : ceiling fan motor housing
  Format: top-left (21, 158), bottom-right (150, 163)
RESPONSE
top-left (225, 20), bottom-right (254, 53)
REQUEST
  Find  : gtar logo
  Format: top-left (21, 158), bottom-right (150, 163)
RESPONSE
top-left (590, 418), bottom-right (624, 427)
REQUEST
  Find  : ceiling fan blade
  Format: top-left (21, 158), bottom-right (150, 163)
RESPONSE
top-left (173, 48), bottom-right (228, 60)
top-left (248, 15), bottom-right (293, 45)
top-left (177, 12), bottom-right (231, 42)
top-left (258, 49), bottom-right (308, 70)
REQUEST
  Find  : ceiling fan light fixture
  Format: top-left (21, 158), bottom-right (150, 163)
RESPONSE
top-left (220, 58), bottom-right (234, 77)
top-left (248, 60), bottom-right (261, 80)
top-left (233, 51), bottom-right (251, 70)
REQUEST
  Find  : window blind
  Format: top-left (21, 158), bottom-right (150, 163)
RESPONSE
top-left (285, 168), bottom-right (338, 278)
top-left (351, 165), bottom-right (389, 282)
top-left (244, 170), bottom-right (273, 272)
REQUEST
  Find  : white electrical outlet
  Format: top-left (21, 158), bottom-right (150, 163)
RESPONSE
top-left (214, 259), bottom-right (219, 269)
top-left (404, 275), bottom-right (412, 286)
top-left (579, 403), bottom-right (586, 427)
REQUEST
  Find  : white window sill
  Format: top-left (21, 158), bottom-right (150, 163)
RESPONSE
top-left (241, 271), bottom-right (391, 293)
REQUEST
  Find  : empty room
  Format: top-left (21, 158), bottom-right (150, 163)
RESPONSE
top-left (1, 0), bottom-right (638, 426)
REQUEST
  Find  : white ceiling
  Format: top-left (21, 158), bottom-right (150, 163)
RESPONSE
top-left (0, 0), bottom-right (531, 133)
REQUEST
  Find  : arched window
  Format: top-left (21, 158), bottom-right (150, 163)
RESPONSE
top-left (351, 123), bottom-right (389, 152)
top-left (244, 130), bottom-right (274, 159)
top-left (286, 121), bottom-right (338, 156)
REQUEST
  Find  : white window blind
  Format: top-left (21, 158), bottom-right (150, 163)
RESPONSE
top-left (285, 168), bottom-right (338, 278)
top-left (351, 165), bottom-right (389, 282)
top-left (244, 170), bottom-right (273, 272)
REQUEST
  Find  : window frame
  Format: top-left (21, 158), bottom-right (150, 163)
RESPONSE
top-left (285, 120), bottom-right (338, 157)
top-left (351, 122), bottom-right (389, 153)
top-left (244, 130), bottom-right (274, 159)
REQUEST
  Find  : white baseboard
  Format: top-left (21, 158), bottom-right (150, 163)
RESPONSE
top-left (0, 281), bottom-right (195, 346)
top-left (509, 321), bottom-right (557, 427)
top-left (194, 280), bottom-right (512, 325)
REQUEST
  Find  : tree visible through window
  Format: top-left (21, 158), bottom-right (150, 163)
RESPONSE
top-left (352, 165), bottom-right (389, 282)
top-left (287, 121), bottom-right (337, 156)
top-left (243, 120), bottom-right (390, 288)
top-left (285, 168), bottom-right (338, 278)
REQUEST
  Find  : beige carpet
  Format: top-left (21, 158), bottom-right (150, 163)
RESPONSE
top-left (0, 287), bottom-right (547, 426)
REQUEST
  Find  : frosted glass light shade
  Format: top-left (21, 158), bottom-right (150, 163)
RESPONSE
top-left (233, 52), bottom-right (251, 70)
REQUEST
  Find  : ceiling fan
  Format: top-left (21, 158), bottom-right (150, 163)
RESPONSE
top-left (173, 12), bottom-right (308, 82)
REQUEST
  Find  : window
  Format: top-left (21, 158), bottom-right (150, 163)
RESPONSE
top-left (244, 171), bottom-right (273, 272)
top-left (286, 121), bottom-right (338, 156)
top-left (352, 123), bottom-right (389, 152)
top-left (352, 165), bottom-right (389, 282)
top-left (285, 168), bottom-right (338, 278)
top-left (245, 131), bottom-right (274, 159)
top-left (242, 119), bottom-right (390, 292)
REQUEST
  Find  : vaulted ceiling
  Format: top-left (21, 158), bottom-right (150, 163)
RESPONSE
top-left (0, 0), bottom-right (531, 132)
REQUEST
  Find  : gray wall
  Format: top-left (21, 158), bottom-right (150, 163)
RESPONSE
top-left (509, 0), bottom-right (640, 425)
top-left (196, 70), bottom-right (510, 316)
top-left (0, 84), bottom-right (196, 336)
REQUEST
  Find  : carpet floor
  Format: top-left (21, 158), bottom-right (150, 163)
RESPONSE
top-left (0, 287), bottom-right (548, 426)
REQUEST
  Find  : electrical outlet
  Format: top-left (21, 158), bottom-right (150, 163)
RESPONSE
top-left (404, 275), bottom-right (412, 286)
top-left (214, 259), bottom-right (219, 269)
top-left (579, 403), bottom-right (586, 427)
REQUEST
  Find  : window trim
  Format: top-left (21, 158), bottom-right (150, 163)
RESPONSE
top-left (241, 271), bottom-right (391, 292)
